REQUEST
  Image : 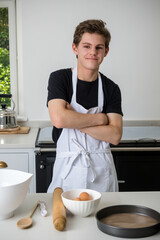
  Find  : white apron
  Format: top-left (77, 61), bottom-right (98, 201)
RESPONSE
top-left (47, 68), bottom-right (118, 193)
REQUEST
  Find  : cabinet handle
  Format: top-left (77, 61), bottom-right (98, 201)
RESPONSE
top-left (118, 180), bottom-right (125, 184)
top-left (0, 161), bottom-right (8, 168)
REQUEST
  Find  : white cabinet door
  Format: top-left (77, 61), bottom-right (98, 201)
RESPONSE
top-left (0, 149), bottom-right (35, 193)
top-left (0, 153), bottom-right (29, 172)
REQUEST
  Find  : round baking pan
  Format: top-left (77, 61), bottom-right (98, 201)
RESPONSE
top-left (96, 205), bottom-right (160, 238)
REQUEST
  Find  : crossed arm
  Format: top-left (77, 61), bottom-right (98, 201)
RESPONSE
top-left (48, 99), bottom-right (123, 145)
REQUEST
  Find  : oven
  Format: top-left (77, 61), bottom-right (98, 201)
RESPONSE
top-left (111, 126), bottom-right (160, 191)
top-left (35, 127), bottom-right (56, 193)
top-left (35, 126), bottom-right (160, 193)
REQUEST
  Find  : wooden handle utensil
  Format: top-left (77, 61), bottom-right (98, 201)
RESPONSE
top-left (53, 187), bottom-right (66, 231)
top-left (17, 202), bottom-right (39, 229)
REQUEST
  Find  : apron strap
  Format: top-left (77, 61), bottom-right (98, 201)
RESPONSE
top-left (72, 67), bottom-right (104, 107)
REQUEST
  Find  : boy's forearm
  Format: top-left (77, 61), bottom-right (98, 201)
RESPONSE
top-left (49, 99), bottom-right (108, 129)
top-left (80, 113), bottom-right (123, 145)
top-left (53, 109), bottom-right (108, 129)
top-left (80, 124), bottom-right (122, 145)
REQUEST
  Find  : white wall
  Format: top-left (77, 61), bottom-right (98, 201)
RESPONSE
top-left (16, 0), bottom-right (160, 121)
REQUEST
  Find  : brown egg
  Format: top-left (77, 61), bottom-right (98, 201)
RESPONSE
top-left (79, 192), bottom-right (92, 201)
top-left (73, 197), bottom-right (81, 201)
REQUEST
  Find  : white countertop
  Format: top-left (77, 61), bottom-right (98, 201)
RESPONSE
top-left (1, 192), bottom-right (160, 240)
top-left (0, 127), bottom-right (39, 149)
top-left (1, 125), bottom-right (160, 149)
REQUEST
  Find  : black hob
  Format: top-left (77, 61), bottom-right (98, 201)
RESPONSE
top-left (35, 126), bottom-right (160, 148)
top-left (35, 127), bottom-right (56, 148)
top-left (111, 126), bottom-right (160, 148)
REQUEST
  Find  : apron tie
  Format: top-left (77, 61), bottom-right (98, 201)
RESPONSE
top-left (58, 139), bottom-right (110, 182)
top-left (72, 138), bottom-right (96, 182)
top-left (58, 152), bottom-right (96, 182)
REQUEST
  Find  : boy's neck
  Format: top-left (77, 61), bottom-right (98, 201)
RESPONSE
top-left (77, 63), bottom-right (99, 82)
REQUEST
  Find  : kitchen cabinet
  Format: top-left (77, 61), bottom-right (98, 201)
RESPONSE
top-left (112, 151), bottom-right (160, 191)
top-left (0, 152), bottom-right (29, 171)
top-left (0, 148), bottom-right (35, 193)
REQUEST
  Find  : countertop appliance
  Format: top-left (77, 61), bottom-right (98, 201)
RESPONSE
top-left (35, 126), bottom-right (160, 193)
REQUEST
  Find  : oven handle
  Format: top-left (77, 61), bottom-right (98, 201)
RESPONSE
top-left (35, 147), bottom-right (160, 152)
top-left (118, 180), bottom-right (126, 184)
top-left (111, 147), bottom-right (160, 151)
top-left (35, 147), bottom-right (56, 153)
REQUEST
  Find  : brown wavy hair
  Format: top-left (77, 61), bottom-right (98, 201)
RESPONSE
top-left (73, 19), bottom-right (111, 48)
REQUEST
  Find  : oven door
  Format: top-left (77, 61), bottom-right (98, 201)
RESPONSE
top-left (112, 150), bottom-right (160, 191)
top-left (35, 150), bottom-right (56, 193)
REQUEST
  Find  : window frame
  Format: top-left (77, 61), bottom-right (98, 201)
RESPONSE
top-left (0, 0), bottom-right (18, 112)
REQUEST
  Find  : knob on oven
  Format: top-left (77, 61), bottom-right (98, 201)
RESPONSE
top-left (40, 164), bottom-right (45, 169)
top-left (40, 161), bottom-right (45, 169)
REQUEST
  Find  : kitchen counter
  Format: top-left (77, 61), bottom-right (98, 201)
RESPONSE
top-left (1, 192), bottom-right (160, 240)
top-left (0, 127), bottom-right (39, 149)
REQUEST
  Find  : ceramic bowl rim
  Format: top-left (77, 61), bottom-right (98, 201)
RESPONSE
top-left (61, 188), bottom-right (101, 202)
top-left (0, 169), bottom-right (33, 188)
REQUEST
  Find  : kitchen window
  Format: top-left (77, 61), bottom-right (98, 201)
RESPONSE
top-left (0, 0), bottom-right (17, 109)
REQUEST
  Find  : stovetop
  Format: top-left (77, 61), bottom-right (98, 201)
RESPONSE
top-left (113, 126), bottom-right (160, 148)
top-left (121, 126), bottom-right (160, 142)
top-left (35, 127), bottom-right (56, 148)
top-left (35, 126), bottom-right (160, 148)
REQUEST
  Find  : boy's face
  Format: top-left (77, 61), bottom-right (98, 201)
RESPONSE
top-left (72, 32), bottom-right (109, 72)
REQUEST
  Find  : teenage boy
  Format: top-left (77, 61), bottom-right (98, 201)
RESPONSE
top-left (47, 19), bottom-right (123, 192)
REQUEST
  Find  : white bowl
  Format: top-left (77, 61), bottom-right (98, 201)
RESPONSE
top-left (0, 169), bottom-right (32, 220)
top-left (61, 189), bottom-right (101, 217)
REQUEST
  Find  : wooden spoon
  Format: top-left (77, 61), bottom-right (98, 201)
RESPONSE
top-left (17, 202), bottom-right (39, 229)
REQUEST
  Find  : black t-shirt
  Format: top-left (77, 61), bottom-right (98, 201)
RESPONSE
top-left (47, 68), bottom-right (123, 143)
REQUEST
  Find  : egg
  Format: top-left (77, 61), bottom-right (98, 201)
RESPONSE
top-left (73, 197), bottom-right (81, 201)
top-left (79, 192), bottom-right (92, 201)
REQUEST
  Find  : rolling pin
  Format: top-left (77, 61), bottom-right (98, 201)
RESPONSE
top-left (53, 187), bottom-right (66, 231)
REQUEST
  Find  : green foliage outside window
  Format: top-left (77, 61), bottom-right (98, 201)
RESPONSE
top-left (0, 7), bottom-right (10, 106)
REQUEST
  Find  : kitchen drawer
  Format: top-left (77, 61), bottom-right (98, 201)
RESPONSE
top-left (0, 153), bottom-right (29, 172)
